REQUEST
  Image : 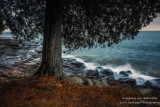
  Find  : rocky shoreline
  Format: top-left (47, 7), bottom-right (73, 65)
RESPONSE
top-left (63, 58), bottom-right (160, 91)
top-left (0, 38), bottom-right (160, 93)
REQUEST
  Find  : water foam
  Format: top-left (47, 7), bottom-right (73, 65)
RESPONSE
top-left (62, 53), bottom-right (157, 85)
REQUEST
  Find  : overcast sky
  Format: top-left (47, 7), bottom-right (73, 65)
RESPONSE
top-left (141, 14), bottom-right (160, 31)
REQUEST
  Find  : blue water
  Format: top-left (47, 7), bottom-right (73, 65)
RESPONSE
top-left (64, 31), bottom-right (160, 78)
top-left (1, 31), bottom-right (160, 79)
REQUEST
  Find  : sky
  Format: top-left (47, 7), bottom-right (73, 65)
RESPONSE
top-left (141, 14), bottom-right (160, 31)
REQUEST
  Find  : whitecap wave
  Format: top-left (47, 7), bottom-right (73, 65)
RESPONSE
top-left (62, 53), bottom-right (157, 85)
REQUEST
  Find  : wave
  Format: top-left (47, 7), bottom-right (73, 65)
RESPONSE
top-left (62, 53), bottom-right (157, 85)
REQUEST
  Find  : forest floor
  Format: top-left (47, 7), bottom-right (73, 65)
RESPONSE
top-left (0, 76), bottom-right (160, 107)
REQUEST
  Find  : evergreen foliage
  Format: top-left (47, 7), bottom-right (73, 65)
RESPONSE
top-left (1, 0), bottom-right (160, 50)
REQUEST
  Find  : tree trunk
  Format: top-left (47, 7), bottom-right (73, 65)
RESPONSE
top-left (35, 0), bottom-right (64, 79)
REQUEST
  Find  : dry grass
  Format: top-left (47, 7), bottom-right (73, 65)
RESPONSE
top-left (0, 76), bottom-right (159, 107)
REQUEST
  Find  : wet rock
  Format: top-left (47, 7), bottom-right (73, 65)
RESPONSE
top-left (145, 79), bottom-right (160, 89)
top-left (100, 69), bottom-right (113, 77)
top-left (95, 67), bottom-right (103, 77)
top-left (68, 77), bottom-right (84, 85)
top-left (126, 70), bottom-right (132, 74)
top-left (119, 71), bottom-right (128, 76)
top-left (95, 67), bottom-right (103, 72)
top-left (113, 72), bottom-right (119, 79)
top-left (86, 69), bottom-right (99, 77)
top-left (106, 76), bottom-right (115, 81)
top-left (5, 51), bottom-right (17, 56)
top-left (136, 77), bottom-right (146, 85)
top-left (119, 70), bottom-right (132, 77)
top-left (118, 78), bottom-right (136, 86)
top-left (106, 76), bottom-right (116, 85)
top-left (63, 58), bottom-right (86, 76)
top-left (8, 41), bottom-right (19, 48)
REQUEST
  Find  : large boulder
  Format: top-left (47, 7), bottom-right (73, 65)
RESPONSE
top-left (62, 58), bottom-right (86, 76)
top-left (100, 69), bottom-right (113, 77)
top-left (86, 69), bottom-right (99, 77)
top-left (145, 79), bottom-right (160, 89)
top-left (118, 78), bottom-right (136, 86)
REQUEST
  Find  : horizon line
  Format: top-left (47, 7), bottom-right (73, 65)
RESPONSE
top-left (140, 29), bottom-right (160, 31)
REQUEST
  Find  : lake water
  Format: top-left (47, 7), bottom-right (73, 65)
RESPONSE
top-left (63, 31), bottom-right (160, 79)
top-left (0, 31), bottom-right (160, 81)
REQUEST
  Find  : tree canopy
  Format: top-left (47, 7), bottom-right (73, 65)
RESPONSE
top-left (1, 0), bottom-right (160, 78)
top-left (1, 0), bottom-right (160, 51)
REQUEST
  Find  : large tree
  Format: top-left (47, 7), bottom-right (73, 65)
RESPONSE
top-left (1, 0), bottom-right (160, 79)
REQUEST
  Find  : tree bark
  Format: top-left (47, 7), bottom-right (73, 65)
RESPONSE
top-left (35, 0), bottom-right (64, 79)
